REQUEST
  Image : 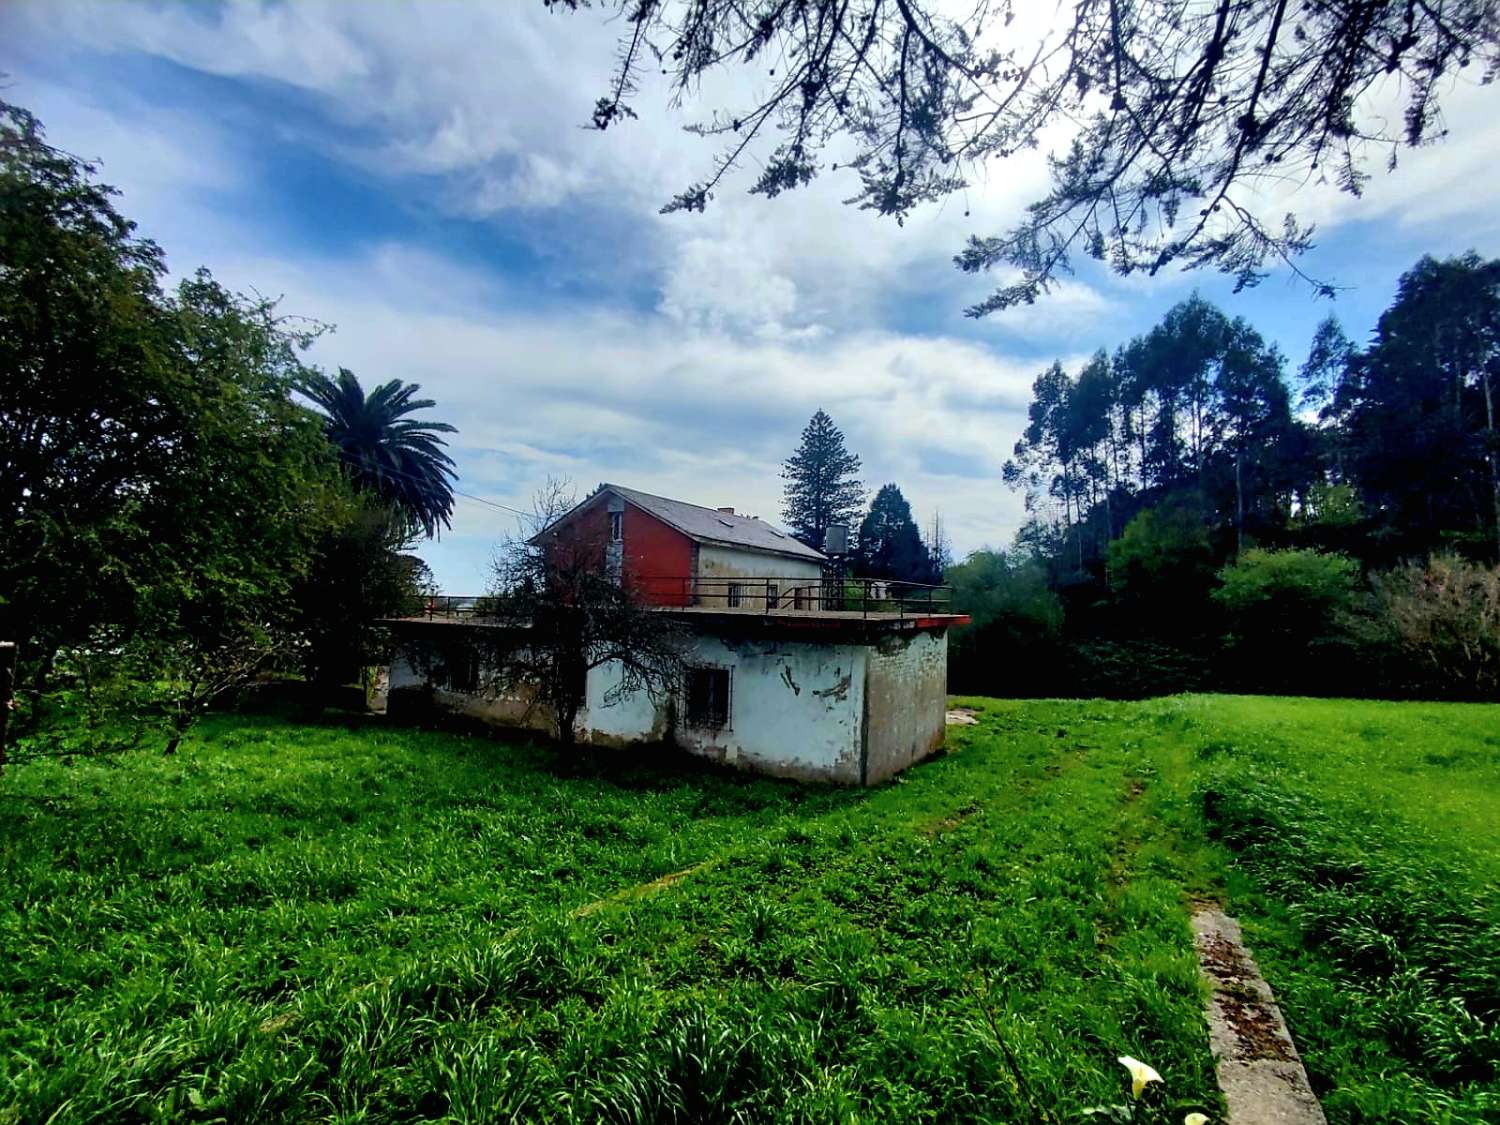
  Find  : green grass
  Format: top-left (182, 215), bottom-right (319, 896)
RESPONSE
top-left (0, 696), bottom-right (1495, 1123)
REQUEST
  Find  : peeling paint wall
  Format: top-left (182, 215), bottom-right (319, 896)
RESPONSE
top-left (671, 634), bottom-right (867, 783)
top-left (388, 621), bottom-right (952, 786)
top-left (861, 629), bottom-right (949, 785)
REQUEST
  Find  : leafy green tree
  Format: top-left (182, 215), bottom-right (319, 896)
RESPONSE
top-left (565, 2), bottom-right (1496, 309)
top-left (856, 484), bottom-right (933, 583)
top-left (293, 501), bottom-right (426, 690)
top-left (1212, 548), bottom-right (1360, 690)
top-left (1340, 253), bottom-right (1500, 560)
top-left (0, 100), bottom-right (343, 692)
top-left (781, 409), bottom-right (864, 550)
top-left (1107, 496), bottom-right (1216, 632)
top-left (945, 550), bottom-right (1064, 695)
top-left (300, 367), bottom-right (459, 539)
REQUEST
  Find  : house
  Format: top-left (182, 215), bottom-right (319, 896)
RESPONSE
top-left (531, 483), bottom-right (827, 609)
top-left (386, 484), bottom-right (969, 785)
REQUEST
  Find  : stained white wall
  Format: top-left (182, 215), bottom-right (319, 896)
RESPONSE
top-left (582, 634), bottom-right (866, 782)
top-left (863, 629), bottom-right (949, 784)
top-left (674, 634), bottom-right (866, 783)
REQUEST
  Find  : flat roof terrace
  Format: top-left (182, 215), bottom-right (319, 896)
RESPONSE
top-left (389, 580), bottom-right (970, 635)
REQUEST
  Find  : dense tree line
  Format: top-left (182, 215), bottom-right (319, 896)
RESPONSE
top-left (0, 100), bottom-right (454, 757)
top-left (953, 255), bottom-right (1500, 699)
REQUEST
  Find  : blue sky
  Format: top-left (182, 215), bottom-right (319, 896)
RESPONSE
top-left (7, 2), bottom-right (1500, 591)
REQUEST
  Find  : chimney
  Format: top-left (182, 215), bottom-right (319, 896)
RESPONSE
top-left (717, 506), bottom-right (735, 515)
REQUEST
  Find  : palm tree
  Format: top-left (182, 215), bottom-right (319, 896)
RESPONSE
top-left (301, 368), bottom-right (458, 538)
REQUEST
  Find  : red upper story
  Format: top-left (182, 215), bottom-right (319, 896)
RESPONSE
top-left (540, 489), bottom-right (695, 606)
top-left (532, 484), bottom-right (829, 608)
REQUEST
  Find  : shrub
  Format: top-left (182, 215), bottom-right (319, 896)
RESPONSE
top-left (1212, 548), bottom-right (1360, 692)
top-left (1373, 554), bottom-right (1500, 699)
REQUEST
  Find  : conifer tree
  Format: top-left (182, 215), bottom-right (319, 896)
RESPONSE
top-left (857, 484), bottom-right (933, 583)
top-left (781, 410), bottom-right (864, 550)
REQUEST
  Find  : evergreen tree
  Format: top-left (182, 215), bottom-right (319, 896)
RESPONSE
top-left (857, 484), bottom-right (932, 583)
top-left (300, 368), bottom-right (458, 539)
top-left (781, 410), bottom-right (864, 550)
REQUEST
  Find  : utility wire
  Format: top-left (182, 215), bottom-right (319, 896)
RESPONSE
top-left (331, 449), bottom-right (536, 521)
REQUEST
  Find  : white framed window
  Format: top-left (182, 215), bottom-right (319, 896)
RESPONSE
top-left (609, 511), bottom-right (623, 542)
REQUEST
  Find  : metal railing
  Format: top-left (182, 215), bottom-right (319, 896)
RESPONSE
top-left (408, 577), bottom-right (953, 622)
top-left (642, 575), bottom-right (951, 618)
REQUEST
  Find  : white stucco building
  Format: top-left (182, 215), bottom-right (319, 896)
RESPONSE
top-left (386, 484), bottom-right (968, 785)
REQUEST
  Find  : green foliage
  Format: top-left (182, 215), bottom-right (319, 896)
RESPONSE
top-left (1339, 253), bottom-right (1500, 559)
top-left (1107, 498), bottom-right (1215, 620)
top-left (946, 551), bottom-right (1063, 694)
top-left (299, 367), bottom-right (459, 539)
top-left (856, 483), bottom-right (933, 582)
top-left (780, 409), bottom-right (864, 550)
top-left (0, 98), bottom-right (349, 731)
top-left (1212, 549), bottom-right (1360, 690)
top-left (294, 501), bottom-right (428, 688)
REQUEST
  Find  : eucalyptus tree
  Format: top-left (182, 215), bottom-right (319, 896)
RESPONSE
top-left (556, 0), bottom-right (1499, 309)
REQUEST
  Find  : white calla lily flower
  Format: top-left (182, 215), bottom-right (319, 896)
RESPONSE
top-left (1117, 1056), bottom-right (1163, 1100)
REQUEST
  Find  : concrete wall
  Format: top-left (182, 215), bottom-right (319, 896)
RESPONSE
top-left (388, 621), bottom-right (950, 786)
top-left (861, 628), bottom-right (949, 785)
top-left (388, 647), bottom-right (556, 734)
top-left (665, 634), bottom-right (867, 783)
top-left (695, 545), bottom-right (822, 609)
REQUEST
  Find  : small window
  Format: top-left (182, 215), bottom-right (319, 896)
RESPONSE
top-left (686, 667), bottom-right (731, 729)
top-left (609, 511), bottom-right (623, 542)
top-left (793, 587), bottom-right (807, 610)
top-left (727, 582), bottom-right (742, 608)
top-left (438, 645), bottom-right (479, 694)
top-left (766, 583), bottom-right (779, 609)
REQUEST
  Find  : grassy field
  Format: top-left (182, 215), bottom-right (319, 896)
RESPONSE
top-left (1, 696), bottom-right (1495, 1123)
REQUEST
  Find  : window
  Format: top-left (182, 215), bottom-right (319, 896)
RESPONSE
top-left (686, 667), bottom-right (731, 729)
top-left (727, 582), bottom-right (742, 608)
top-left (609, 511), bottom-right (623, 542)
top-left (766, 583), bottom-right (779, 609)
top-left (793, 587), bottom-right (807, 610)
top-left (437, 645), bottom-right (479, 694)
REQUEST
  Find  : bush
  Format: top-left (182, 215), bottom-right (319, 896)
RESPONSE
top-left (1212, 548), bottom-right (1360, 692)
top-left (1373, 554), bottom-right (1500, 700)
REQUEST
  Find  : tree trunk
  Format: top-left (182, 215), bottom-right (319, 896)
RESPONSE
top-left (1484, 368), bottom-right (1500, 559)
top-left (1235, 447), bottom-right (1245, 558)
top-left (0, 642), bottom-right (15, 773)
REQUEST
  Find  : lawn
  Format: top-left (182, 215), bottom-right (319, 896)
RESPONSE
top-left (0, 696), bottom-right (1495, 1123)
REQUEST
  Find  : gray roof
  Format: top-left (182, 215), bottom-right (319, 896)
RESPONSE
top-left (605, 484), bottom-right (826, 562)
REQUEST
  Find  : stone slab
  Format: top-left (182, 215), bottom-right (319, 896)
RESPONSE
top-left (1191, 907), bottom-right (1328, 1125)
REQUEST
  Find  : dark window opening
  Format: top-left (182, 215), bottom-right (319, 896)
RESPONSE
top-left (766, 583), bottom-right (779, 609)
top-left (793, 587), bottom-right (807, 610)
top-left (609, 511), bottom-right (623, 542)
top-left (686, 667), bottom-right (731, 729)
top-left (437, 646), bottom-right (479, 694)
top-left (727, 583), bottom-right (742, 608)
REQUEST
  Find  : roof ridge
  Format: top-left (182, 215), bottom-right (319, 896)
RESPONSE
top-left (606, 482), bottom-right (760, 523)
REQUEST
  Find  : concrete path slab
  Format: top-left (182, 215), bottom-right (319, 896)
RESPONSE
top-left (1191, 907), bottom-right (1328, 1125)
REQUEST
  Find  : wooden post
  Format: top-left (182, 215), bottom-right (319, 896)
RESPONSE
top-left (0, 642), bottom-right (15, 773)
